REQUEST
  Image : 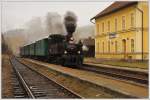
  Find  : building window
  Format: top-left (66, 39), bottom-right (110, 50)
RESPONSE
top-left (115, 41), bottom-right (117, 53)
top-left (97, 24), bottom-right (99, 35)
top-left (102, 22), bottom-right (104, 33)
top-left (97, 42), bottom-right (99, 53)
top-left (122, 16), bottom-right (125, 30)
top-left (131, 13), bottom-right (135, 27)
top-left (108, 41), bottom-right (110, 53)
top-left (131, 39), bottom-right (134, 52)
top-left (115, 18), bottom-right (117, 31)
top-left (103, 42), bottom-right (104, 53)
top-left (108, 21), bottom-right (110, 32)
top-left (122, 39), bottom-right (126, 53)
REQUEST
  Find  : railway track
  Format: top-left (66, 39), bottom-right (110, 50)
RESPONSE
top-left (10, 57), bottom-right (82, 98)
top-left (11, 68), bottom-right (29, 98)
top-left (78, 64), bottom-right (148, 86)
top-left (16, 58), bottom-right (149, 98)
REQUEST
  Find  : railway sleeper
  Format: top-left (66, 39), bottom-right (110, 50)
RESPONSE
top-left (15, 95), bottom-right (25, 98)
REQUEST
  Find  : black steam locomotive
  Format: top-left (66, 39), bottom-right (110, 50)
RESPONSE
top-left (20, 12), bottom-right (84, 66)
top-left (48, 34), bottom-right (83, 66)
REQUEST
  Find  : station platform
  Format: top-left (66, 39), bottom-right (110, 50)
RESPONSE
top-left (84, 62), bottom-right (148, 73)
top-left (26, 59), bottom-right (148, 98)
top-left (84, 58), bottom-right (148, 73)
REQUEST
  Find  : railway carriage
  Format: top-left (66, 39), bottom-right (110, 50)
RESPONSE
top-left (34, 38), bottom-right (49, 60)
top-left (29, 43), bottom-right (35, 58)
top-left (20, 34), bottom-right (84, 66)
top-left (24, 45), bottom-right (28, 57)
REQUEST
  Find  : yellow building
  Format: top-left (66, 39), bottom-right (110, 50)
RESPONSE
top-left (91, 1), bottom-right (149, 60)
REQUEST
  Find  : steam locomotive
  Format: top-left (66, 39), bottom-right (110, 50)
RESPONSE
top-left (48, 34), bottom-right (83, 66)
top-left (20, 11), bottom-right (84, 66)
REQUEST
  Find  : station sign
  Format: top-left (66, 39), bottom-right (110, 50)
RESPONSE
top-left (109, 32), bottom-right (117, 39)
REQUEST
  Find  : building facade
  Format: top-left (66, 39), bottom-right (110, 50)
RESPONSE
top-left (91, 1), bottom-right (148, 60)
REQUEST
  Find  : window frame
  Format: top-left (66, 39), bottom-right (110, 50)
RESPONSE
top-left (103, 42), bottom-right (104, 53)
top-left (131, 39), bottom-right (134, 52)
top-left (102, 22), bottom-right (104, 33)
top-left (122, 16), bottom-right (126, 30)
top-left (108, 20), bottom-right (110, 32)
top-left (108, 41), bottom-right (110, 53)
top-left (115, 41), bottom-right (117, 53)
top-left (131, 13), bottom-right (135, 27)
top-left (115, 18), bottom-right (117, 32)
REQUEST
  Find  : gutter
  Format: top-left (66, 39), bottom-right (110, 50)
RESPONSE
top-left (135, 6), bottom-right (144, 61)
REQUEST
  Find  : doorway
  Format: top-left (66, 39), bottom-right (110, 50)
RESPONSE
top-left (122, 39), bottom-right (126, 59)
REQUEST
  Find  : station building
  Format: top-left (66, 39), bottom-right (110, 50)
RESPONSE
top-left (91, 1), bottom-right (148, 60)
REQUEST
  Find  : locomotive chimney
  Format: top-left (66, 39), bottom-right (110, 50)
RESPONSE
top-left (64, 11), bottom-right (77, 41)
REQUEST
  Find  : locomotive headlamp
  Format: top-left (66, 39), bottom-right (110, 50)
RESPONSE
top-left (64, 50), bottom-right (67, 54)
top-left (78, 51), bottom-right (80, 54)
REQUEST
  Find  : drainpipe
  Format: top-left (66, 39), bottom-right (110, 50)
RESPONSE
top-left (135, 7), bottom-right (144, 61)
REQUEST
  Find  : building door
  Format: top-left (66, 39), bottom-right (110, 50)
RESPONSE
top-left (122, 39), bottom-right (126, 59)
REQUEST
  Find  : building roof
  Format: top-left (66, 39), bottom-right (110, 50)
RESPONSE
top-left (91, 1), bottom-right (137, 20)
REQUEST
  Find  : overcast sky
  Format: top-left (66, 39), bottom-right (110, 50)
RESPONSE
top-left (2, 1), bottom-right (113, 32)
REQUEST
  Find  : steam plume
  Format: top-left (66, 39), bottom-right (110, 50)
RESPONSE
top-left (46, 12), bottom-right (66, 35)
top-left (64, 11), bottom-right (77, 36)
top-left (25, 17), bottom-right (45, 43)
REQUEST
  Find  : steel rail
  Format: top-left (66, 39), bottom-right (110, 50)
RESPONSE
top-left (15, 57), bottom-right (83, 99)
top-left (19, 58), bottom-right (138, 98)
top-left (80, 64), bottom-right (148, 86)
top-left (10, 58), bottom-right (35, 98)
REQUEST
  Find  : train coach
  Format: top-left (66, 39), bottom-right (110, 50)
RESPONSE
top-left (20, 34), bottom-right (84, 66)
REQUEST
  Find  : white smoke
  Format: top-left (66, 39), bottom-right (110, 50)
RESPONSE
top-left (46, 12), bottom-right (66, 35)
top-left (24, 17), bottom-right (45, 44)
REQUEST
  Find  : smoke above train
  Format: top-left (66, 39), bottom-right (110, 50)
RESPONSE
top-left (46, 12), bottom-right (66, 35)
top-left (3, 11), bottom-right (94, 55)
top-left (64, 11), bottom-right (77, 37)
